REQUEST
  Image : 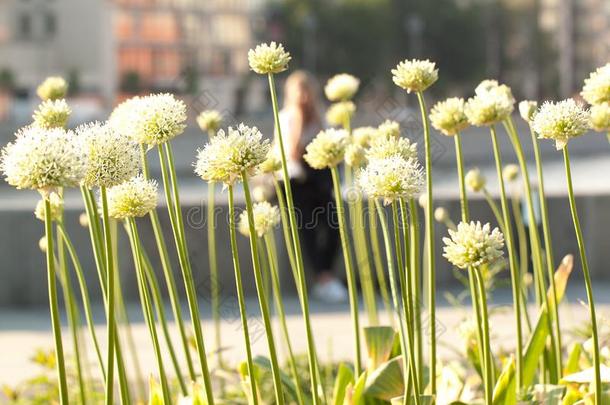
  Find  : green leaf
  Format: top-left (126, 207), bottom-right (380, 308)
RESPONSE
top-left (364, 356), bottom-right (405, 401)
top-left (332, 363), bottom-right (355, 405)
top-left (562, 388), bottom-right (584, 405)
top-left (492, 357), bottom-right (516, 405)
top-left (253, 356), bottom-right (309, 404)
top-left (530, 384), bottom-right (565, 404)
top-left (346, 371), bottom-right (368, 405)
top-left (564, 343), bottom-right (584, 375)
top-left (364, 326), bottom-right (397, 370)
top-left (390, 395), bottom-right (436, 404)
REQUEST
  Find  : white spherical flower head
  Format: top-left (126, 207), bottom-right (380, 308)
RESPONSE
top-left (238, 201), bottom-right (281, 238)
top-left (248, 42), bottom-right (291, 74)
top-left (108, 96), bottom-right (142, 140)
top-left (107, 175), bottom-right (158, 219)
top-left (531, 99), bottom-right (590, 150)
top-left (132, 94), bottom-right (187, 145)
top-left (1, 126), bottom-right (86, 192)
top-left (391, 59), bottom-right (438, 93)
top-left (344, 143), bottom-right (366, 168)
top-left (194, 124), bottom-right (270, 185)
top-left (377, 120), bottom-right (401, 139)
top-left (465, 80), bottom-right (515, 126)
top-left (581, 63), bottom-right (610, 105)
top-left (443, 221), bottom-right (504, 269)
top-left (196, 110), bottom-right (223, 134)
top-left (33, 99), bottom-right (71, 129)
top-left (259, 150), bottom-right (282, 174)
top-left (352, 126), bottom-right (378, 148)
top-left (303, 128), bottom-right (349, 169)
top-left (430, 97), bottom-right (469, 136)
top-left (434, 206), bottom-right (450, 223)
top-left (324, 73), bottom-right (360, 102)
top-left (36, 76), bottom-right (68, 101)
top-left (357, 156), bottom-right (424, 204)
top-left (367, 135), bottom-right (417, 161)
top-left (77, 122), bottom-right (141, 188)
top-left (590, 102), bottom-right (610, 132)
top-left (34, 192), bottom-right (64, 221)
top-left (326, 101), bottom-right (356, 127)
top-left (519, 100), bottom-right (538, 123)
top-left (502, 164), bottom-right (519, 182)
top-left (465, 168), bottom-right (486, 192)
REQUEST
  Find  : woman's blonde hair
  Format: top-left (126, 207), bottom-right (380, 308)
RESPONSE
top-left (283, 70), bottom-right (320, 127)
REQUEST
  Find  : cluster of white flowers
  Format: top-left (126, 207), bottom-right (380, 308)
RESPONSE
top-left (259, 150), bottom-right (282, 174)
top-left (194, 124), bottom-right (270, 184)
top-left (36, 76), bottom-right (68, 101)
top-left (352, 126), bottom-right (378, 148)
top-left (344, 143), bottom-right (366, 168)
top-left (590, 103), bottom-right (610, 132)
top-left (531, 99), bottom-right (590, 150)
top-left (430, 97), bottom-right (469, 136)
top-left (502, 164), bottom-right (519, 182)
top-left (238, 201), bottom-right (281, 237)
top-left (303, 128), bottom-right (349, 169)
top-left (519, 100), bottom-right (538, 123)
top-left (34, 192), bottom-right (63, 221)
top-left (326, 101), bottom-right (356, 127)
top-left (443, 221), bottom-right (504, 269)
top-left (377, 120), bottom-right (401, 139)
top-left (1, 126), bottom-right (86, 192)
top-left (196, 110), bottom-right (223, 134)
top-left (248, 42), bottom-right (291, 74)
top-left (465, 80), bottom-right (515, 126)
top-left (581, 63), bottom-right (610, 105)
top-left (324, 73), bottom-right (360, 102)
top-left (391, 59), bottom-right (438, 93)
top-left (465, 168), bottom-right (486, 192)
top-left (109, 94), bottom-right (187, 145)
top-left (357, 155), bottom-right (424, 204)
top-left (106, 175), bottom-right (158, 219)
top-left (32, 99), bottom-right (71, 129)
top-left (367, 135), bottom-right (417, 161)
top-left (76, 122), bottom-right (141, 188)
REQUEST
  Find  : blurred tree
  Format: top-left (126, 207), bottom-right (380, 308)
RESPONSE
top-left (120, 71), bottom-right (141, 94)
top-left (0, 68), bottom-right (15, 94)
top-left (68, 69), bottom-right (81, 96)
top-left (264, 0), bottom-right (486, 95)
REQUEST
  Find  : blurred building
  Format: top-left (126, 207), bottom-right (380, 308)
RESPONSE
top-left (0, 0), bottom-right (263, 105)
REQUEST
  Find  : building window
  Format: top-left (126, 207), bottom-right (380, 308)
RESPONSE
top-left (17, 13), bottom-right (32, 39)
top-left (45, 13), bottom-right (56, 37)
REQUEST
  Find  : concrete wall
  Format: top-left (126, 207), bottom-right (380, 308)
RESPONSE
top-left (1, 191), bottom-right (609, 307)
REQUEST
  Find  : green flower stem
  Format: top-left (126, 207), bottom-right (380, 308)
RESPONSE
top-left (330, 166), bottom-right (362, 374)
top-left (139, 145), bottom-right (196, 380)
top-left (416, 90), bottom-right (436, 393)
top-left (272, 177), bottom-right (299, 289)
top-left (158, 143), bottom-right (215, 403)
top-left (100, 186), bottom-right (117, 405)
top-left (454, 134), bottom-right (486, 381)
top-left (227, 184), bottom-right (259, 405)
top-left (79, 187), bottom-right (131, 404)
top-left (397, 199), bottom-right (423, 404)
top-left (268, 72), bottom-right (321, 402)
top-left (241, 171), bottom-right (286, 405)
top-left (57, 223), bottom-right (106, 379)
top-left (349, 179), bottom-right (378, 325)
top-left (504, 118), bottom-right (559, 378)
top-left (489, 126), bottom-right (523, 390)
top-left (207, 181), bottom-right (222, 370)
top-left (137, 241), bottom-right (188, 395)
top-left (408, 198), bottom-right (424, 389)
top-left (126, 219), bottom-right (171, 404)
top-left (563, 146), bottom-right (602, 403)
top-left (528, 124), bottom-right (563, 373)
top-left (264, 231), bottom-right (306, 405)
top-left (368, 198), bottom-right (394, 326)
top-left (374, 200), bottom-right (414, 401)
top-left (43, 197), bottom-right (69, 404)
top-left (482, 189), bottom-right (506, 236)
top-left (473, 266), bottom-right (493, 405)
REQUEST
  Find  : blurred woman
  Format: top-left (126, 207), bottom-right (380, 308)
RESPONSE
top-left (275, 70), bottom-right (347, 303)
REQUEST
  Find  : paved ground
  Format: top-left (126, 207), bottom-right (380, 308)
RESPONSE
top-left (1, 283), bottom-right (609, 387)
